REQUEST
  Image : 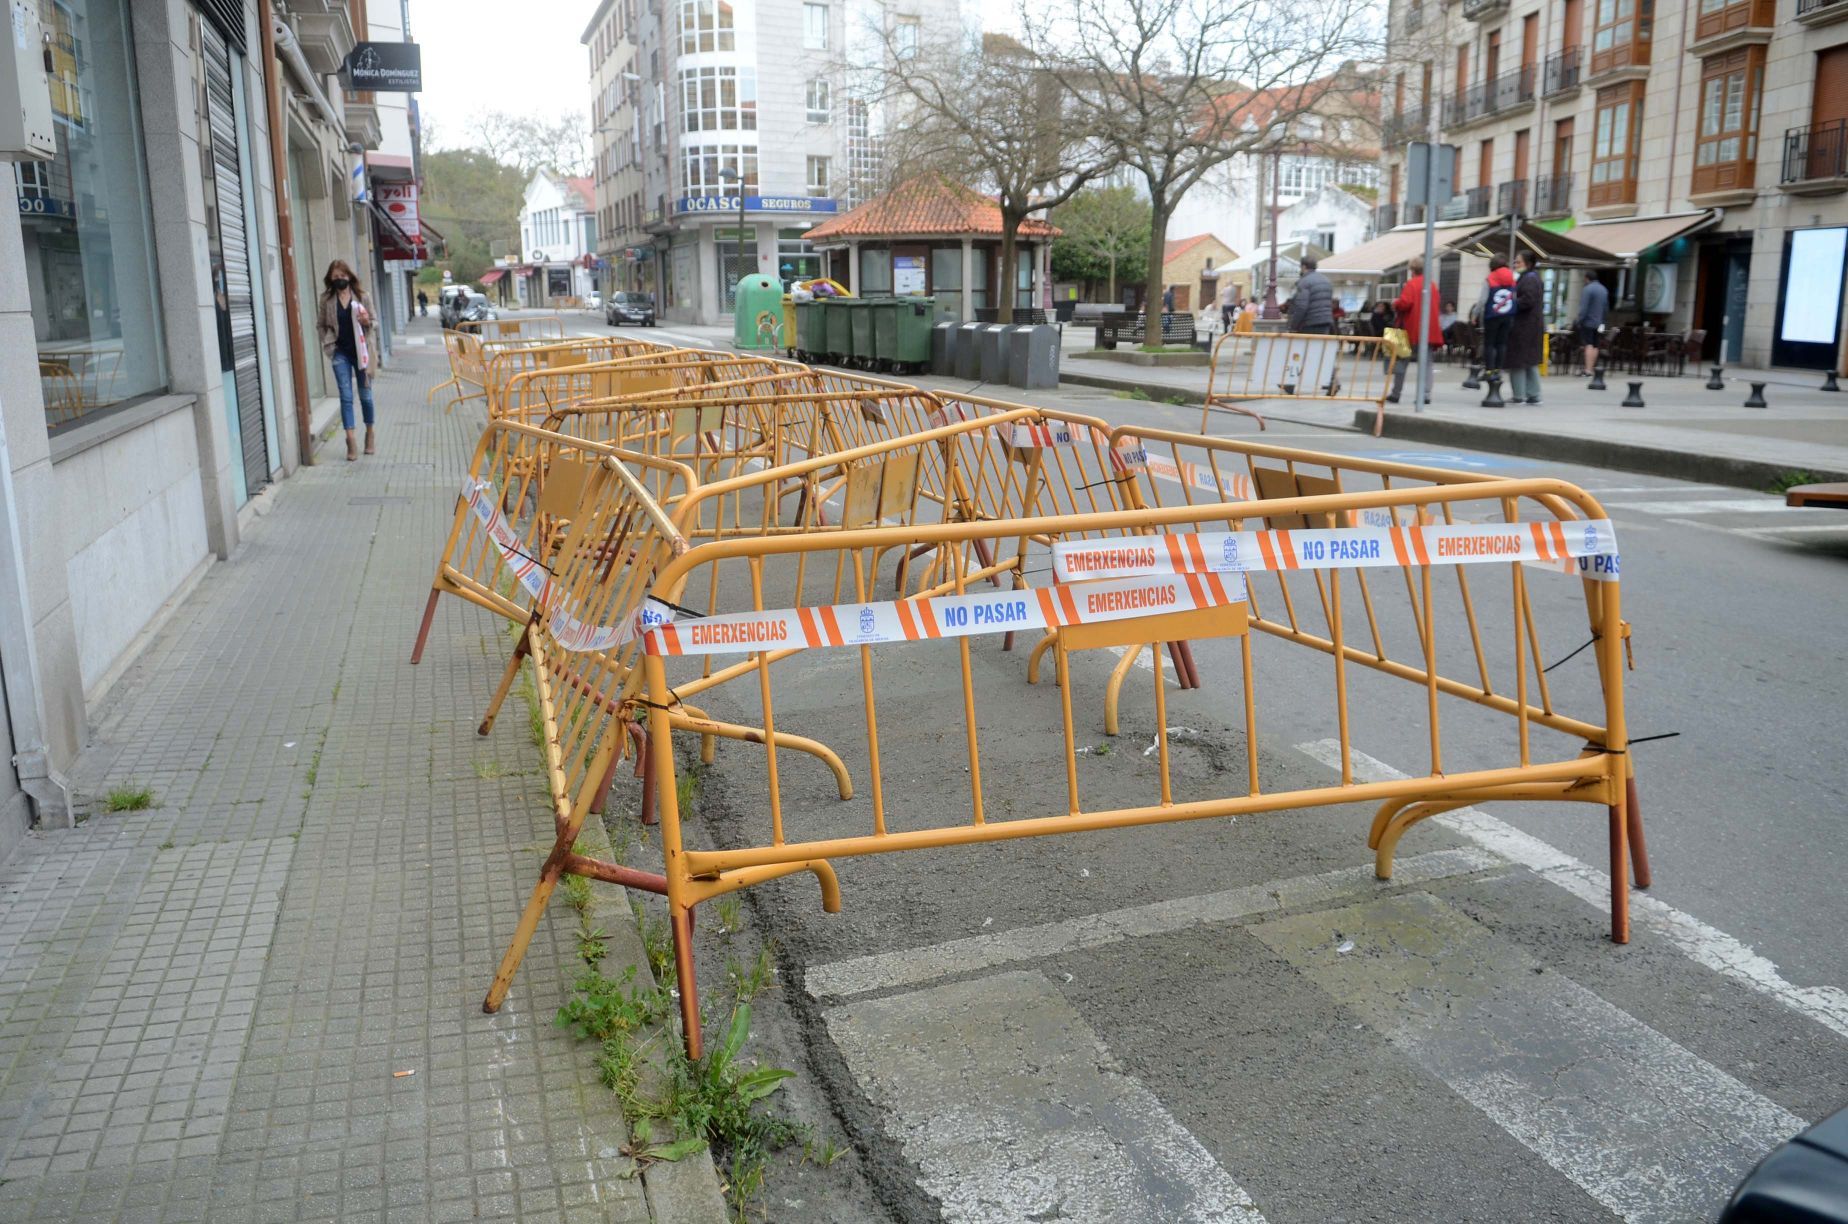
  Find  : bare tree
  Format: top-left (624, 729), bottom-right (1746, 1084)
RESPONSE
top-left (468, 111), bottom-right (591, 179)
top-left (1030, 0), bottom-right (1378, 340)
top-left (872, 30), bottom-right (1116, 322)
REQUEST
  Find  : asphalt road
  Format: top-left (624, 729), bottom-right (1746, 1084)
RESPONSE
top-left (579, 319), bottom-right (1848, 1222)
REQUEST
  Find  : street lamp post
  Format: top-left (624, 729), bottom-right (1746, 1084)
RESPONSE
top-left (1262, 146), bottom-right (1283, 320)
top-left (717, 165), bottom-right (747, 312)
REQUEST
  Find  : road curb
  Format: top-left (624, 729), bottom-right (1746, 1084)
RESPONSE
top-left (1061, 369), bottom-right (1205, 403)
top-left (1357, 410), bottom-right (1848, 491)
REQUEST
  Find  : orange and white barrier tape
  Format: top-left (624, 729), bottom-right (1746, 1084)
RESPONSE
top-left (1109, 439), bottom-right (1256, 502)
top-left (461, 478), bottom-right (635, 652)
top-left (1053, 518), bottom-right (1619, 583)
top-left (642, 571), bottom-right (1248, 658)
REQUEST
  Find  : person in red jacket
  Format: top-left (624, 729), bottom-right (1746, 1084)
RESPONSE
top-left (1387, 254), bottom-right (1443, 404)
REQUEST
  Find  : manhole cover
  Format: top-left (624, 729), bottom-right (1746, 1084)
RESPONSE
top-left (348, 496), bottom-right (414, 506)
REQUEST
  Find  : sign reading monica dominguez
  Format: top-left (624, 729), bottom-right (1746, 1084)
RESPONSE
top-left (341, 42), bottom-right (422, 92)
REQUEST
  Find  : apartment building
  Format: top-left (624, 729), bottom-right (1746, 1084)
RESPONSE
top-left (1377, 0), bottom-right (1848, 372)
top-left (582, 0), bottom-right (965, 325)
top-left (0, 0), bottom-right (417, 862)
top-left (513, 171), bottom-right (598, 307)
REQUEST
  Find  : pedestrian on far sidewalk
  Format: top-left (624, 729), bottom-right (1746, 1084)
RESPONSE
top-left (317, 260), bottom-right (378, 462)
top-left (416, 288), bottom-right (429, 317)
top-left (1288, 256), bottom-right (1334, 334)
top-left (1476, 255), bottom-right (1517, 376)
top-left (1162, 284), bottom-right (1176, 314)
top-left (1505, 250), bottom-right (1545, 405)
top-left (1387, 254), bottom-right (1442, 404)
top-left (1577, 270), bottom-right (1608, 376)
top-left (1221, 281), bottom-right (1238, 330)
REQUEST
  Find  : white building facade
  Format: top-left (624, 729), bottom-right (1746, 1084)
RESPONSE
top-left (583, 0), bottom-right (965, 324)
top-left (515, 171), bottom-right (598, 307)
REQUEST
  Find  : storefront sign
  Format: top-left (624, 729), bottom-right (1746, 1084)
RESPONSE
top-left (674, 196), bottom-right (839, 216)
top-left (341, 42), bottom-right (422, 92)
top-left (17, 195), bottom-right (77, 219)
top-left (377, 182), bottom-right (420, 242)
top-left (894, 254), bottom-right (926, 296)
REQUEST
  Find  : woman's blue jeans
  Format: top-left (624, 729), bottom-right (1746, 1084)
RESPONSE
top-left (331, 351), bottom-right (375, 430)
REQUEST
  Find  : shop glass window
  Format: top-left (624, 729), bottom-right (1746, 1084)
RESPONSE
top-left (777, 228), bottom-right (820, 281)
top-left (27, 0), bottom-right (167, 428)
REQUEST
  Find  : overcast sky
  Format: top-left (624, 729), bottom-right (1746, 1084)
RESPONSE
top-left (410, 0), bottom-right (595, 148)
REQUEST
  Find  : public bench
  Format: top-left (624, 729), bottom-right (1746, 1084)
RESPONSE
top-left (1094, 311), bottom-right (1198, 349)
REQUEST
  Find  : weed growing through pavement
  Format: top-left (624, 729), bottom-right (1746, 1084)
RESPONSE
top-left (1110, 387), bottom-right (1154, 401)
top-left (714, 897), bottom-right (743, 936)
top-left (1769, 469), bottom-right (1820, 494)
top-left (157, 839), bottom-right (174, 851)
top-left (724, 946), bottom-right (775, 1005)
top-left (104, 786), bottom-right (155, 812)
top-left (1165, 393), bottom-right (1190, 405)
top-left (517, 668), bottom-right (544, 750)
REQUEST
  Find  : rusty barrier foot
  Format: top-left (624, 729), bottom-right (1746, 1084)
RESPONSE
top-left (627, 722), bottom-right (658, 826)
top-left (589, 744), bottom-right (622, 817)
top-left (1624, 774), bottom-right (1650, 889)
top-left (969, 538), bottom-right (1005, 590)
top-left (478, 629), bottom-right (532, 736)
top-left (1608, 803), bottom-right (1632, 944)
top-left (410, 589), bottom-right (440, 664)
top-left (1170, 640), bottom-right (1202, 689)
top-left (672, 908), bottom-right (703, 1061)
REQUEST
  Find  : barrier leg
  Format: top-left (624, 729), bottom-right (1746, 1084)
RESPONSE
top-left (409, 588), bottom-right (440, 664)
top-left (1103, 645), bottom-right (1143, 737)
top-left (1026, 631), bottom-right (1058, 686)
top-left (483, 842), bottom-right (567, 1014)
top-left (1609, 796), bottom-right (1631, 944)
top-left (672, 906), bottom-right (702, 1061)
top-left (667, 713), bottom-right (853, 800)
top-left (478, 627), bottom-right (531, 736)
top-left (1624, 773), bottom-right (1650, 889)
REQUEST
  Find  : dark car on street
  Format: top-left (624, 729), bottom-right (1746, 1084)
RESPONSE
top-left (1721, 1103), bottom-right (1848, 1222)
top-left (606, 291), bottom-right (656, 327)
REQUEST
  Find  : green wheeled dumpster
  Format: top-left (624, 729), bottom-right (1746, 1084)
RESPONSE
top-left (823, 299), bottom-right (854, 364)
top-left (873, 297), bottom-right (937, 374)
top-left (847, 300), bottom-right (877, 369)
top-left (795, 301), bottom-right (828, 361)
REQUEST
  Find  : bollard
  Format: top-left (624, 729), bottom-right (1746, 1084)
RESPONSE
top-left (1461, 364), bottom-right (1483, 390)
top-left (1706, 366), bottom-right (1725, 390)
top-left (1744, 382), bottom-right (1768, 408)
top-left (1587, 365), bottom-right (1607, 391)
top-left (1480, 372), bottom-right (1505, 408)
top-left (1621, 381), bottom-right (1645, 408)
top-left (1824, 372), bottom-right (1841, 393)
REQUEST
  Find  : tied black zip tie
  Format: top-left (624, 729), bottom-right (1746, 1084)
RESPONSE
top-left (634, 686), bottom-right (688, 713)
top-left (1543, 635), bottom-right (1597, 673)
top-left (1624, 732), bottom-right (1680, 748)
top-left (647, 596), bottom-right (708, 621)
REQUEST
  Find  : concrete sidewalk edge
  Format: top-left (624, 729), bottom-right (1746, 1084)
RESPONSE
top-left (1357, 409), bottom-right (1848, 491)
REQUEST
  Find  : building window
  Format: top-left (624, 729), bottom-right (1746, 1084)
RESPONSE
top-left (894, 16), bottom-right (919, 59)
top-left (679, 0), bottom-right (736, 53)
top-left (804, 3), bottom-right (829, 50)
top-left (679, 145), bottom-right (759, 197)
top-left (679, 65), bottom-right (757, 132)
top-left (1694, 0), bottom-right (1773, 43)
top-left (29, 0), bottom-right (168, 428)
top-left (845, 96), bottom-right (882, 207)
top-left (1692, 47), bottom-right (1762, 194)
top-left (807, 156), bottom-right (830, 197)
top-left (806, 78), bottom-right (830, 123)
top-left (778, 227), bottom-right (821, 281)
top-left (1277, 154), bottom-right (1380, 199)
top-left (1590, 0), bottom-right (1651, 75)
top-left (1589, 81), bottom-right (1643, 206)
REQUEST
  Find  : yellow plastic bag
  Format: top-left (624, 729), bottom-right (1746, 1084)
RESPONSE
top-left (1381, 326), bottom-right (1413, 360)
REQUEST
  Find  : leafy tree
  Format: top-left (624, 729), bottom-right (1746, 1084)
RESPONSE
top-left (1051, 186), bottom-right (1150, 302)
top-left (874, 32), bottom-right (1115, 322)
top-left (1030, 0), bottom-right (1376, 340)
top-left (418, 147), bottom-right (528, 287)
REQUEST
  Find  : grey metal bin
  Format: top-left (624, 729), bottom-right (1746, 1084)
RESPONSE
top-left (1007, 324), bottom-right (1060, 390)
top-left (953, 322), bottom-right (985, 380)
top-left (931, 321), bottom-right (958, 376)
top-left (977, 324), bottom-right (1011, 383)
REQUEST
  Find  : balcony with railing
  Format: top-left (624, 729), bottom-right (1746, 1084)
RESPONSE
top-left (1782, 122), bottom-right (1848, 193)
top-left (1405, 1), bottom-right (1424, 31)
top-left (1496, 179), bottom-right (1529, 215)
top-left (1463, 186), bottom-right (1494, 217)
top-left (1798, 0), bottom-right (1848, 23)
top-left (1531, 172), bottom-right (1573, 215)
top-left (1543, 46), bottom-right (1582, 96)
top-left (1441, 65), bottom-right (1538, 128)
top-left (1463, 0), bottom-right (1510, 19)
top-left (1383, 106), bottom-right (1428, 145)
top-left (1375, 202), bottom-right (1400, 231)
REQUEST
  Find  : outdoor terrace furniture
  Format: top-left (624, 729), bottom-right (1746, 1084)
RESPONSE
top-left (1094, 311), bottom-right (1198, 349)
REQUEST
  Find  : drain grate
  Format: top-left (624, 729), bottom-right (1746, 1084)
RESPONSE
top-left (348, 496), bottom-right (414, 506)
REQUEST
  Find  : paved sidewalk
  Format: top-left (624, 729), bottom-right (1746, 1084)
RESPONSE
top-left (0, 324), bottom-right (671, 1222)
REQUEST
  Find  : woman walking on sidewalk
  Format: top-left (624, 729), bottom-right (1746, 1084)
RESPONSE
top-left (316, 260), bottom-right (378, 461)
top-left (1504, 250), bottom-right (1546, 405)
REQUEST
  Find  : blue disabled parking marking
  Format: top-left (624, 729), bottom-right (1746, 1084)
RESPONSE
top-left (1370, 450), bottom-right (1542, 470)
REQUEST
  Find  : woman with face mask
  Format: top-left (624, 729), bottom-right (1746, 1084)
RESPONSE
top-left (315, 260), bottom-right (379, 461)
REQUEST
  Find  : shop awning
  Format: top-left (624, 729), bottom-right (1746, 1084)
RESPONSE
top-left (478, 268), bottom-right (507, 285)
top-left (1568, 212), bottom-right (1717, 262)
top-left (1321, 220), bottom-right (1485, 277)
top-left (367, 199), bottom-right (426, 262)
top-left (1444, 219), bottom-right (1615, 268)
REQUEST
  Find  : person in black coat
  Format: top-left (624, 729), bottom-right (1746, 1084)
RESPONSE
top-left (1504, 251), bottom-right (1546, 405)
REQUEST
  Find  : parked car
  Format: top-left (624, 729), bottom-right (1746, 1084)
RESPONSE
top-left (606, 291), bottom-right (656, 327)
top-left (1720, 1103), bottom-right (1848, 1222)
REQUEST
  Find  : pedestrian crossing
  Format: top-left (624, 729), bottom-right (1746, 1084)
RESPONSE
top-left (1590, 486), bottom-right (1848, 539)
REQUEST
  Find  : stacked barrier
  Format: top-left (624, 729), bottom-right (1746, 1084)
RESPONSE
top-left (1205, 330), bottom-right (1397, 436)
top-left (417, 341), bottom-right (1646, 1061)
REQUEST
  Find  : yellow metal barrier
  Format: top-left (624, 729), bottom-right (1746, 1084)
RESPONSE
top-left (457, 314), bottom-right (568, 342)
top-left (1204, 330), bottom-right (1398, 436)
top-left (608, 476), bottom-right (1638, 1057)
